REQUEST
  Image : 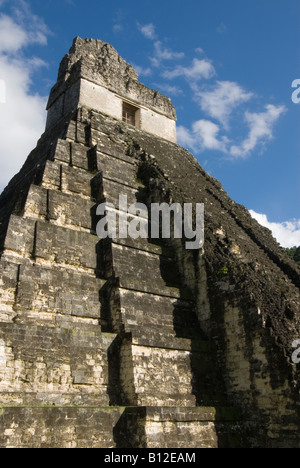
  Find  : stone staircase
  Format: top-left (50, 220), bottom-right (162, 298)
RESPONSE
top-left (0, 110), bottom-right (245, 448)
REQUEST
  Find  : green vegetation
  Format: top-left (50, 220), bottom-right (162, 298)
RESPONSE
top-left (284, 246), bottom-right (300, 266)
top-left (218, 266), bottom-right (229, 276)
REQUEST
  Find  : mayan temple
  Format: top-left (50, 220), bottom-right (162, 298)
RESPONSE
top-left (0, 37), bottom-right (300, 448)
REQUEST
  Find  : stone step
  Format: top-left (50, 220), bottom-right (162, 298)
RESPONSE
top-left (52, 139), bottom-right (91, 171)
top-left (102, 285), bottom-right (199, 336)
top-left (0, 323), bottom-right (117, 407)
top-left (89, 128), bottom-right (128, 156)
top-left (112, 235), bottom-right (165, 256)
top-left (141, 406), bottom-right (245, 448)
top-left (93, 147), bottom-right (138, 188)
top-left (23, 186), bottom-right (95, 231)
top-left (144, 406), bottom-right (242, 423)
top-left (118, 331), bottom-right (225, 409)
top-left (0, 251), bottom-right (106, 326)
top-left (135, 392), bottom-right (197, 408)
top-left (0, 391), bottom-right (109, 407)
top-left (94, 175), bottom-right (144, 207)
top-left (120, 336), bottom-right (218, 408)
top-left (0, 405), bottom-right (246, 448)
top-left (0, 406), bottom-right (126, 448)
top-left (42, 160), bottom-right (93, 198)
top-left (118, 288), bottom-right (194, 328)
top-left (96, 145), bottom-right (136, 166)
top-left (129, 327), bottom-right (211, 352)
top-left (33, 221), bottom-right (98, 271)
top-left (4, 213), bottom-right (91, 272)
top-left (111, 243), bottom-right (181, 297)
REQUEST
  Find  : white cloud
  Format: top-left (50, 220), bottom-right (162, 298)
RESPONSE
top-left (177, 102), bottom-right (286, 159)
top-left (196, 80), bottom-right (253, 128)
top-left (163, 58), bottom-right (215, 81)
top-left (153, 83), bottom-right (184, 96)
top-left (0, 6), bottom-right (49, 193)
top-left (192, 120), bottom-right (228, 151)
top-left (9, 1), bottom-right (49, 46)
top-left (112, 9), bottom-right (124, 34)
top-left (0, 14), bottom-right (27, 53)
top-left (177, 119), bottom-right (229, 153)
top-left (134, 16), bottom-right (287, 167)
top-left (136, 23), bottom-right (185, 73)
top-left (131, 63), bottom-right (152, 77)
top-left (217, 22), bottom-right (228, 34)
top-left (230, 104), bottom-right (286, 158)
top-left (137, 22), bottom-right (157, 40)
top-left (250, 211), bottom-right (300, 248)
top-left (150, 40), bottom-right (185, 67)
top-left (113, 23), bottom-right (123, 33)
top-left (177, 125), bottom-right (197, 150)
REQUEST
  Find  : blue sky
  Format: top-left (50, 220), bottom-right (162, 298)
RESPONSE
top-left (0, 0), bottom-right (299, 247)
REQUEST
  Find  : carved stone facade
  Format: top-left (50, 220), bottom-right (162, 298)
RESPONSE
top-left (0, 38), bottom-right (299, 448)
top-left (46, 37), bottom-right (177, 143)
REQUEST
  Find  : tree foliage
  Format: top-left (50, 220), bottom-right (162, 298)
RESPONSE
top-left (284, 246), bottom-right (300, 266)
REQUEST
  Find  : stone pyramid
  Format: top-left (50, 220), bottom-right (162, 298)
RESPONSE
top-left (0, 37), bottom-right (299, 448)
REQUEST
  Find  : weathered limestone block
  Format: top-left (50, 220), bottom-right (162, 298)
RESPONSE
top-left (0, 260), bottom-right (19, 321)
top-left (111, 243), bottom-right (181, 297)
top-left (65, 119), bottom-right (77, 142)
top-left (141, 407), bottom-right (244, 449)
top-left (101, 177), bottom-right (142, 206)
top-left (3, 215), bottom-right (36, 258)
top-left (71, 142), bottom-right (90, 170)
top-left (74, 120), bottom-right (89, 146)
top-left (42, 159), bottom-right (93, 196)
top-left (60, 165), bottom-right (93, 197)
top-left (13, 262), bottom-right (104, 322)
top-left (111, 231), bottom-right (163, 256)
top-left (223, 303), bottom-right (297, 444)
top-left (131, 329), bottom-right (194, 352)
top-left (127, 342), bottom-right (196, 407)
top-left (117, 288), bottom-right (200, 337)
top-left (23, 186), bottom-right (48, 220)
top-left (95, 149), bottom-right (137, 187)
top-left (50, 127), bottom-right (89, 161)
top-left (41, 160), bottom-right (61, 191)
top-left (119, 335), bottom-right (137, 405)
top-left (52, 139), bottom-right (71, 164)
top-left (0, 406), bottom-right (126, 448)
top-left (95, 144), bottom-right (135, 166)
top-left (34, 222), bottom-right (98, 270)
top-left (47, 189), bottom-right (95, 230)
top-left (118, 288), bottom-right (177, 331)
top-left (23, 183), bottom-right (95, 228)
top-left (90, 133), bottom-right (127, 156)
top-left (0, 323), bottom-right (115, 406)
